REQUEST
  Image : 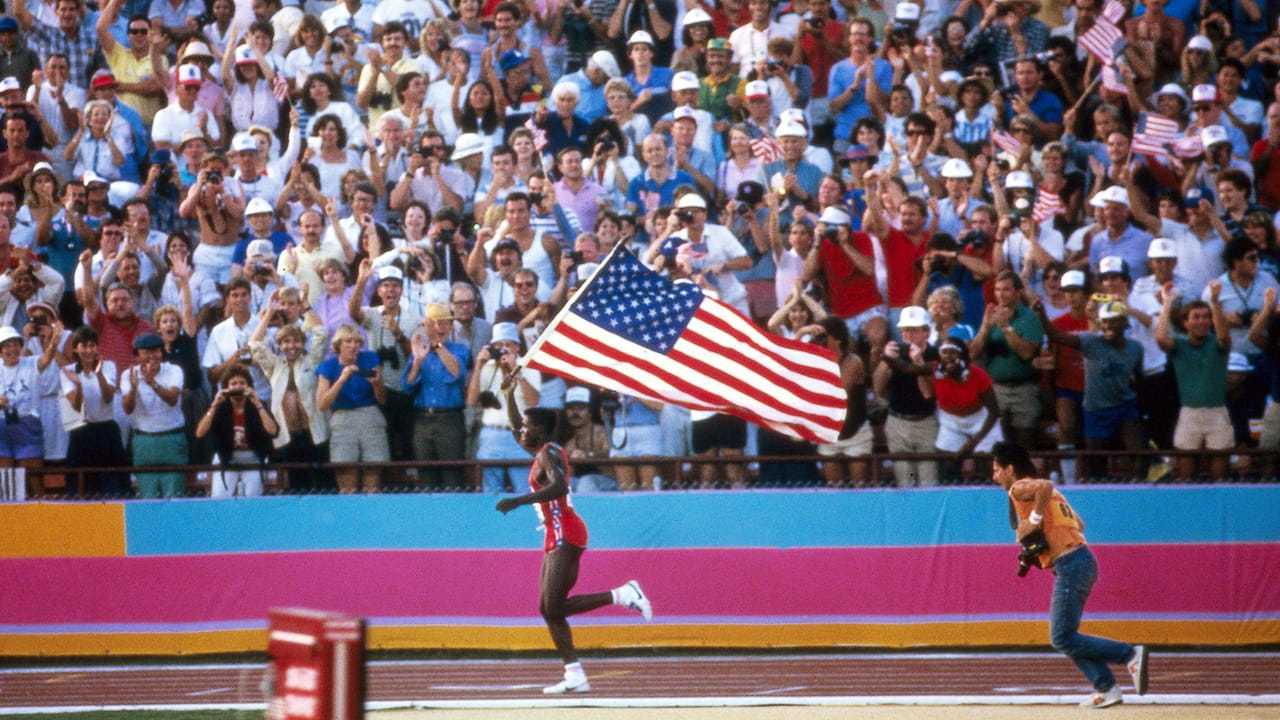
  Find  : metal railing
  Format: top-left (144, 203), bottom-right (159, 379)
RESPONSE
top-left (4, 446), bottom-right (1275, 500)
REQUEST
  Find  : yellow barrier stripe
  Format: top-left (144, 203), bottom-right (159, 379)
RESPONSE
top-left (0, 503), bottom-right (126, 558)
top-left (2, 620), bottom-right (1274, 656)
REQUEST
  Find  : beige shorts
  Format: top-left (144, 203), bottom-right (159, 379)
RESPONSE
top-left (1173, 406), bottom-right (1234, 451)
top-left (993, 381), bottom-right (1042, 431)
top-left (818, 422), bottom-right (873, 457)
top-left (1260, 402), bottom-right (1280, 448)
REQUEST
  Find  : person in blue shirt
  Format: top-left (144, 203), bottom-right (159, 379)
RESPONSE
top-left (764, 120), bottom-right (824, 230)
top-left (563, 50), bottom-right (618, 124)
top-left (828, 17), bottom-right (893, 154)
top-left (403, 302), bottom-right (471, 492)
top-left (1001, 57), bottom-right (1063, 147)
top-left (624, 30), bottom-right (674, 123)
top-left (625, 134), bottom-right (695, 218)
top-left (316, 322), bottom-right (387, 493)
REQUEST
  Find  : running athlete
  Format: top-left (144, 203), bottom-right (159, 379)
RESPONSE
top-left (991, 441), bottom-right (1149, 709)
top-left (495, 378), bottom-right (652, 694)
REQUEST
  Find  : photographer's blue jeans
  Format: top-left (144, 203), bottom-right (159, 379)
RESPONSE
top-left (1049, 545), bottom-right (1133, 692)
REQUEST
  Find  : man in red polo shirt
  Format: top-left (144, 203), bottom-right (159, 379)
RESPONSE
top-left (797, 205), bottom-right (887, 342)
top-left (77, 220), bottom-right (153, 377)
top-left (862, 169), bottom-right (928, 331)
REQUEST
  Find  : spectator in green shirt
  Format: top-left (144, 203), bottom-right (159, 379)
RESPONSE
top-left (971, 270), bottom-right (1045, 450)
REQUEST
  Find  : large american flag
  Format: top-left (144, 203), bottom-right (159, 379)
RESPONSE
top-left (1079, 19), bottom-right (1122, 64)
top-left (1031, 188), bottom-right (1064, 223)
top-left (523, 246), bottom-right (847, 444)
top-left (1131, 112), bottom-right (1180, 156)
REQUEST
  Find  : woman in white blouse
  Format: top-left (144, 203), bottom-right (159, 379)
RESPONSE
top-left (60, 326), bottom-right (130, 497)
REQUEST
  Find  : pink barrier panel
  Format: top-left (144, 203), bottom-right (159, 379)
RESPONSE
top-left (2, 544), bottom-right (1277, 629)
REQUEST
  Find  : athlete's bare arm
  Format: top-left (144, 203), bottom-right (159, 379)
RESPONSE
top-left (495, 446), bottom-right (569, 514)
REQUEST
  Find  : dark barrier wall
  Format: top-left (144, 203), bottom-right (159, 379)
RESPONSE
top-left (2, 486), bottom-right (1278, 655)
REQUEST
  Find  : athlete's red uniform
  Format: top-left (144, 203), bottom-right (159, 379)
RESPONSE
top-left (530, 443), bottom-right (589, 552)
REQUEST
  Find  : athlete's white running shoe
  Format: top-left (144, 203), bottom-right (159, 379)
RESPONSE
top-left (615, 580), bottom-right (652, 621)
top-left (543, 672), bottom-right (590, 694)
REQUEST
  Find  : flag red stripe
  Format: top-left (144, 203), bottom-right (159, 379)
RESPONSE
top-left (530, 315), bottom-right (844, 442)
top-left (690, 299), bottom-right (845, 387)
top-left (529, 337), bottom-right (841, 444)
top-left (562, 312), bottom-right (844, 418)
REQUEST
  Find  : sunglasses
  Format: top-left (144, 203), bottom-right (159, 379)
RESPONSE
top-left (128, 27), bottom-right (148, 34)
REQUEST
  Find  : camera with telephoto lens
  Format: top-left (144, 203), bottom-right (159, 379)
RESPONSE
top-left (1017, 529), bottom-right (1049, 577)
top-left (376, 346), bottom-right (400, 369)
top-left (676, 208), bottom-right (696, 223)
top-left (478, 390), bottom-right (502, 409)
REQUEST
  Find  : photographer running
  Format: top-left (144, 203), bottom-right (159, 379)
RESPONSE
top-left (991, 440), bottom-right (1149, 709)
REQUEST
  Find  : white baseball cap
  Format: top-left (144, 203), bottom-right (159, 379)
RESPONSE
top-left (671, 71), bottom-right (700, 92)
top-left (245, 197), bottom-right (274, 216)
top-left (818, 206), bottom-right (851, 225)
top-left (775, 121), bottom-right (807, 138)
top-left (231, 132), bottom-right (259, 153)
top-left (491, 322), bottom-right (520, 344)
top-left (246, 238), bottom-right (276, 258)
top-left (682, 7), bottom-right (713, 25)
top-left (587, 50), bottom-right (621, 79)
top-left (176, 64), bottom-right (203, 86)
top-left (894, 2), bottom-right (921, 21)
top-left (1188, 35), bottom-right (1214, 52)
top-left (672, 105), bottom-right (699, 125)
top-left (744, 80), bottom-right (770, 99)
top-left (234, 44), bottom-right (257, 65)
top-left (376, 265), bottom-right (404, 283)
top-left (1098, 255), bottom-right (1130, 277)
top-left (451, 133), bottom-right (486, 160)
top-left (0, 76), bottom-right (20, 94)
top-left (1191, 83), bottom-right (1219, 103)
top-left (1005, 170), bottom-right (1034, 189)
top-left (898, 306), bottom-right (931, 328)
top-left (1200, 124), bottom-right (1229, 148)
top-left (565, 386), bottom-right (591, 405)
top-left (676, 192), bottom-right (708, 209)
top-left (1147, 238), bottom-right (1177, 259)
top-left (1060, 270), bottom-right (1087, 289)
top-left (940, 157), bottom-right (973, 179)
top-left (1090, 185), bottom-right (1129, 208)
top-left (627, 30), bottom-right (654, 46)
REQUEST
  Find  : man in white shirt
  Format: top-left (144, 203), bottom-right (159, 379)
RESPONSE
top-left (661, 192), bottom-right (752, 314)
top-left (25, 53), bottom-right (84, 180)
top-left (202, 277), bottom-right (271, 402)
top-left (151, 64), bottom-right (221, 150)
top-left (121, 332), bottom-right (187, 498)
top-left (728, 0), bottom-right (794, 78)
top-left (231, 132), bottom-right (284, 205)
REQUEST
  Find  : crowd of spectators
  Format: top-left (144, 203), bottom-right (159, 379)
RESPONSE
top-left (0, 0), bottom-right (1278, 499)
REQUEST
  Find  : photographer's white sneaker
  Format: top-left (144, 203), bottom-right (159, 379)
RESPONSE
top-left (1080, 686), bottom-right (1123, 709)
top-left (1127, 645), bottom-right (1149, 695)
top-left (544, 670), bottom-right (590, 694)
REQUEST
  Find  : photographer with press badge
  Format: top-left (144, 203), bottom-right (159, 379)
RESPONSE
top-left (990, 440), bottom-right (1149, 709)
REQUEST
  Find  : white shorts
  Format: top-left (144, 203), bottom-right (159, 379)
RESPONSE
top-left (936, 407), bottom-right (1003, 453)
top-left (818, 421), bottom-right (873, 457)
top-left (192, 242), bottom-right (237, 286)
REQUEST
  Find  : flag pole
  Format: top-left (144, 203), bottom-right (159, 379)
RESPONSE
top-left (515, 240), bottom-right (634, 373)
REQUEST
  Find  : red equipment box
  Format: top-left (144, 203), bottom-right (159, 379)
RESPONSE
top-left (266, 608), bottom-right (366, 720)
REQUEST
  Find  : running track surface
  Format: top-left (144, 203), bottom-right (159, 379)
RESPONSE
top-left (1, 653), bottom-right (1278, 711)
